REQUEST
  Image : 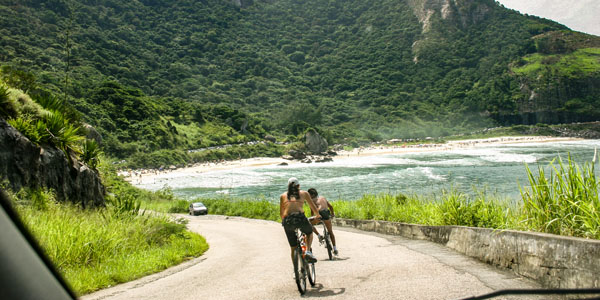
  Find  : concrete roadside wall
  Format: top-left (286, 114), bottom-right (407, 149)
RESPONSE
top-left (333, 218), bottom-right (600, 288)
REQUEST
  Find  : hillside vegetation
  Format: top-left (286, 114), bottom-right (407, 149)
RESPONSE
top-left (1, 0), bottom-right (600, 168)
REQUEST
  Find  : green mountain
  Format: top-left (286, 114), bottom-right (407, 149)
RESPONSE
top-left (1, 0), bottom-right (599, 165)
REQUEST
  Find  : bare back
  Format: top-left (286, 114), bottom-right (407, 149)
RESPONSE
top-left (313, 196), bottom-right (329, 211)
top-left (280, 190), bottom-right (311, 219)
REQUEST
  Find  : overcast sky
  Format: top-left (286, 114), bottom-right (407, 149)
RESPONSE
top-left (495, 0), bottom-right (600, 36)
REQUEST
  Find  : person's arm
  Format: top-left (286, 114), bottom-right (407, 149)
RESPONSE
top-left (326, 199), bottom-right (335, 217)
top-left (279, 195), bottom-right (285, 220)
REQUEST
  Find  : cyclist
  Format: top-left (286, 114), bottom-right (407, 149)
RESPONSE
top-left (280, 177), bottom-right (321, 263)
top-left (307, 188), bottom-right (338, 255)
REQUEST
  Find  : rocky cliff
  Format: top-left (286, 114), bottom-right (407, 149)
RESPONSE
top-left (0, 118), bottom-right (105, 207)
top-left (408, 0), bottom-right (494, 63)
top-left (506, 31), bottom-right (600, 125)
top-left (408, 0), bottom-right (492, 33)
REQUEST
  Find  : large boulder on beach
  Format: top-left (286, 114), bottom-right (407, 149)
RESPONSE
top-left (305, 129), bottom-right (328, 154)
top-left (288, 150), bottom-right (306, 160)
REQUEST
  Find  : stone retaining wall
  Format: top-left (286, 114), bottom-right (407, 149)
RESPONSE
top-left (333, 218), bottom-right (599, 288)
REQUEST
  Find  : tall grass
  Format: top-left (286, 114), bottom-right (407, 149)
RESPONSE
top-left (332, 193), bottom-right (440, 225)
top-left (521, 156), bottom-right (600, 239)
top-left (332, 191), bottom-right (515, 229)
top-left (202, 198), bottom-right (281, 221)
top-left (11, 189), bottom-right (209, 295)
top-left (136, 183), bottom-right (282, 221)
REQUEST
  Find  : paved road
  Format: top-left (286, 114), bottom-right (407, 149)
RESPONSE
top-left (82, 215), bottom-right (544, 300)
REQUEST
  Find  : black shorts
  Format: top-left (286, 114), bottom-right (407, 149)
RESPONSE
top-left (319, 209), bottom-right (331, 221)
top-left (282, 212), bottom-right (313, 247)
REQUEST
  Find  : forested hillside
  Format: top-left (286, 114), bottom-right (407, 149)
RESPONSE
top-left (1, 0), bottom-right (599, 167)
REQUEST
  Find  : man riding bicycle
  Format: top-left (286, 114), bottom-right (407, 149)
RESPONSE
top-left (308, 188), bottom-right (338, 255)
top-left (280, 178), bottom-right (321, 263)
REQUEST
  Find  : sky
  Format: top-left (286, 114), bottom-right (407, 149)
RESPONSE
top-left (495, 0), bottom-right (600, 36)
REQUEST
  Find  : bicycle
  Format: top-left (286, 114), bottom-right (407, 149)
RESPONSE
top-left (293, 226), bottom-right (316, 295)
top-left (316, 218), bottom-right (335, 260)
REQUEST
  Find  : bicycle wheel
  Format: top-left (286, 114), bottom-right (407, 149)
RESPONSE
top-left (323, 225), bottom-right (333, 260)
top-left (307, 259), bottom-right (316, 286)
top-left (293, 247), bottom-right (307, 295)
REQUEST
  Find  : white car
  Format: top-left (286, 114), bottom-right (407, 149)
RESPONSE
top-left (188, 202), bottom-right (208, 215)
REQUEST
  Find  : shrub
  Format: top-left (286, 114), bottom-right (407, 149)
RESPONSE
top-left (8, 116), bottom-right (41, 144)
top-left (81, 139), bottom-right (102, 169)
top-left (14, 92), bottom-right (44, 117)
top-left (13, 188), bottom-right (57, 210)
top-left (168, 200), bottom-right (189, 213)
top-left (107, 192), bottom-right (142, 217)
top-left (42, 110), bottom-right (84, 158)
top-left (438, 189), bottom-right (512, 228)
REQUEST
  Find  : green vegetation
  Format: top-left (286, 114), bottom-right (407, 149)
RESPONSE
top-left (512, 48), bottom-right (600, 78)
top-left (2, 75), bottom-right (214, 295)
top-left (331, 191), bottom-right (517, 229)
top-left (1, 79), bottom-right (101, 168)
top-left (0, 158), bottom-right (210, 295)
top-left (521, 157), bottom-right (600, 239)
top-left (2, 0), bottom-right (599, 169)
top-left (9, 188), bottom-right (208, 295)
top-left (145, 193), bottom-right (280, 221)
top-left (201, 198), bottom-right (281, 221)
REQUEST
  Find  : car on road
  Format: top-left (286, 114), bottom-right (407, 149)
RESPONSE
top-left (189, 202), bottom-right (208, 215)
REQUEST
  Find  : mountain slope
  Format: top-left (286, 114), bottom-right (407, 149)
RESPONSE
top-left (1, 0), bottom-right (598, 144)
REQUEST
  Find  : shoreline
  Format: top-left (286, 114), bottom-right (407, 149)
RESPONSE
top-left (121, 136), bottom-right (583, 184)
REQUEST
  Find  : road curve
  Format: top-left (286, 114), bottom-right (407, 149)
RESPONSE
top-left (82, 215), bottom-right (543, 300)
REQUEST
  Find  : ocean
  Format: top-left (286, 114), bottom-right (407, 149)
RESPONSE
top-left (134, 139), bottom-right (600, 202)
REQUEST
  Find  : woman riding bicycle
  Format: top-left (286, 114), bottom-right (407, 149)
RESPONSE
top-left (280, 177), bottom-right (321, 263)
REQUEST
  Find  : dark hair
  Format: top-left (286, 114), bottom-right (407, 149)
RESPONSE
top-left (287, 182), bottom-right (300, 200)
top-left (307, 188), bottom-right (318, 198)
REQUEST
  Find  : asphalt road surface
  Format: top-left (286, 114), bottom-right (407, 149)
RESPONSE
top-left (82, 215), bottom-right (544, 300)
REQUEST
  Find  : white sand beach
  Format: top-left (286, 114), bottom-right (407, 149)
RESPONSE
top-left (121, 136), bottom-right (582, 184)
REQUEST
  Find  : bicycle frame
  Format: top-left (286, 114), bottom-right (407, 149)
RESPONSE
top-left (293, 227), bottom-right (316, 295)
top-left (314, 219), bottom-right (334, 260)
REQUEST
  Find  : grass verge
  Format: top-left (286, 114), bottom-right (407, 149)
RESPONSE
top-left (10, 189), bottom-right (209, 295)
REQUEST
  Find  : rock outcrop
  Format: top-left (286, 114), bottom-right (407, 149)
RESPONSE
top-left (305, 129), bottom-right (328, 154)
top-left (83, 123), bottom-right (103, 144)
top-left (408, 0), bottom-right (493, 63)
top-left (408, 0), bottom-right (491, 32)
top-left (0, 118), bottom-right (105, 207)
